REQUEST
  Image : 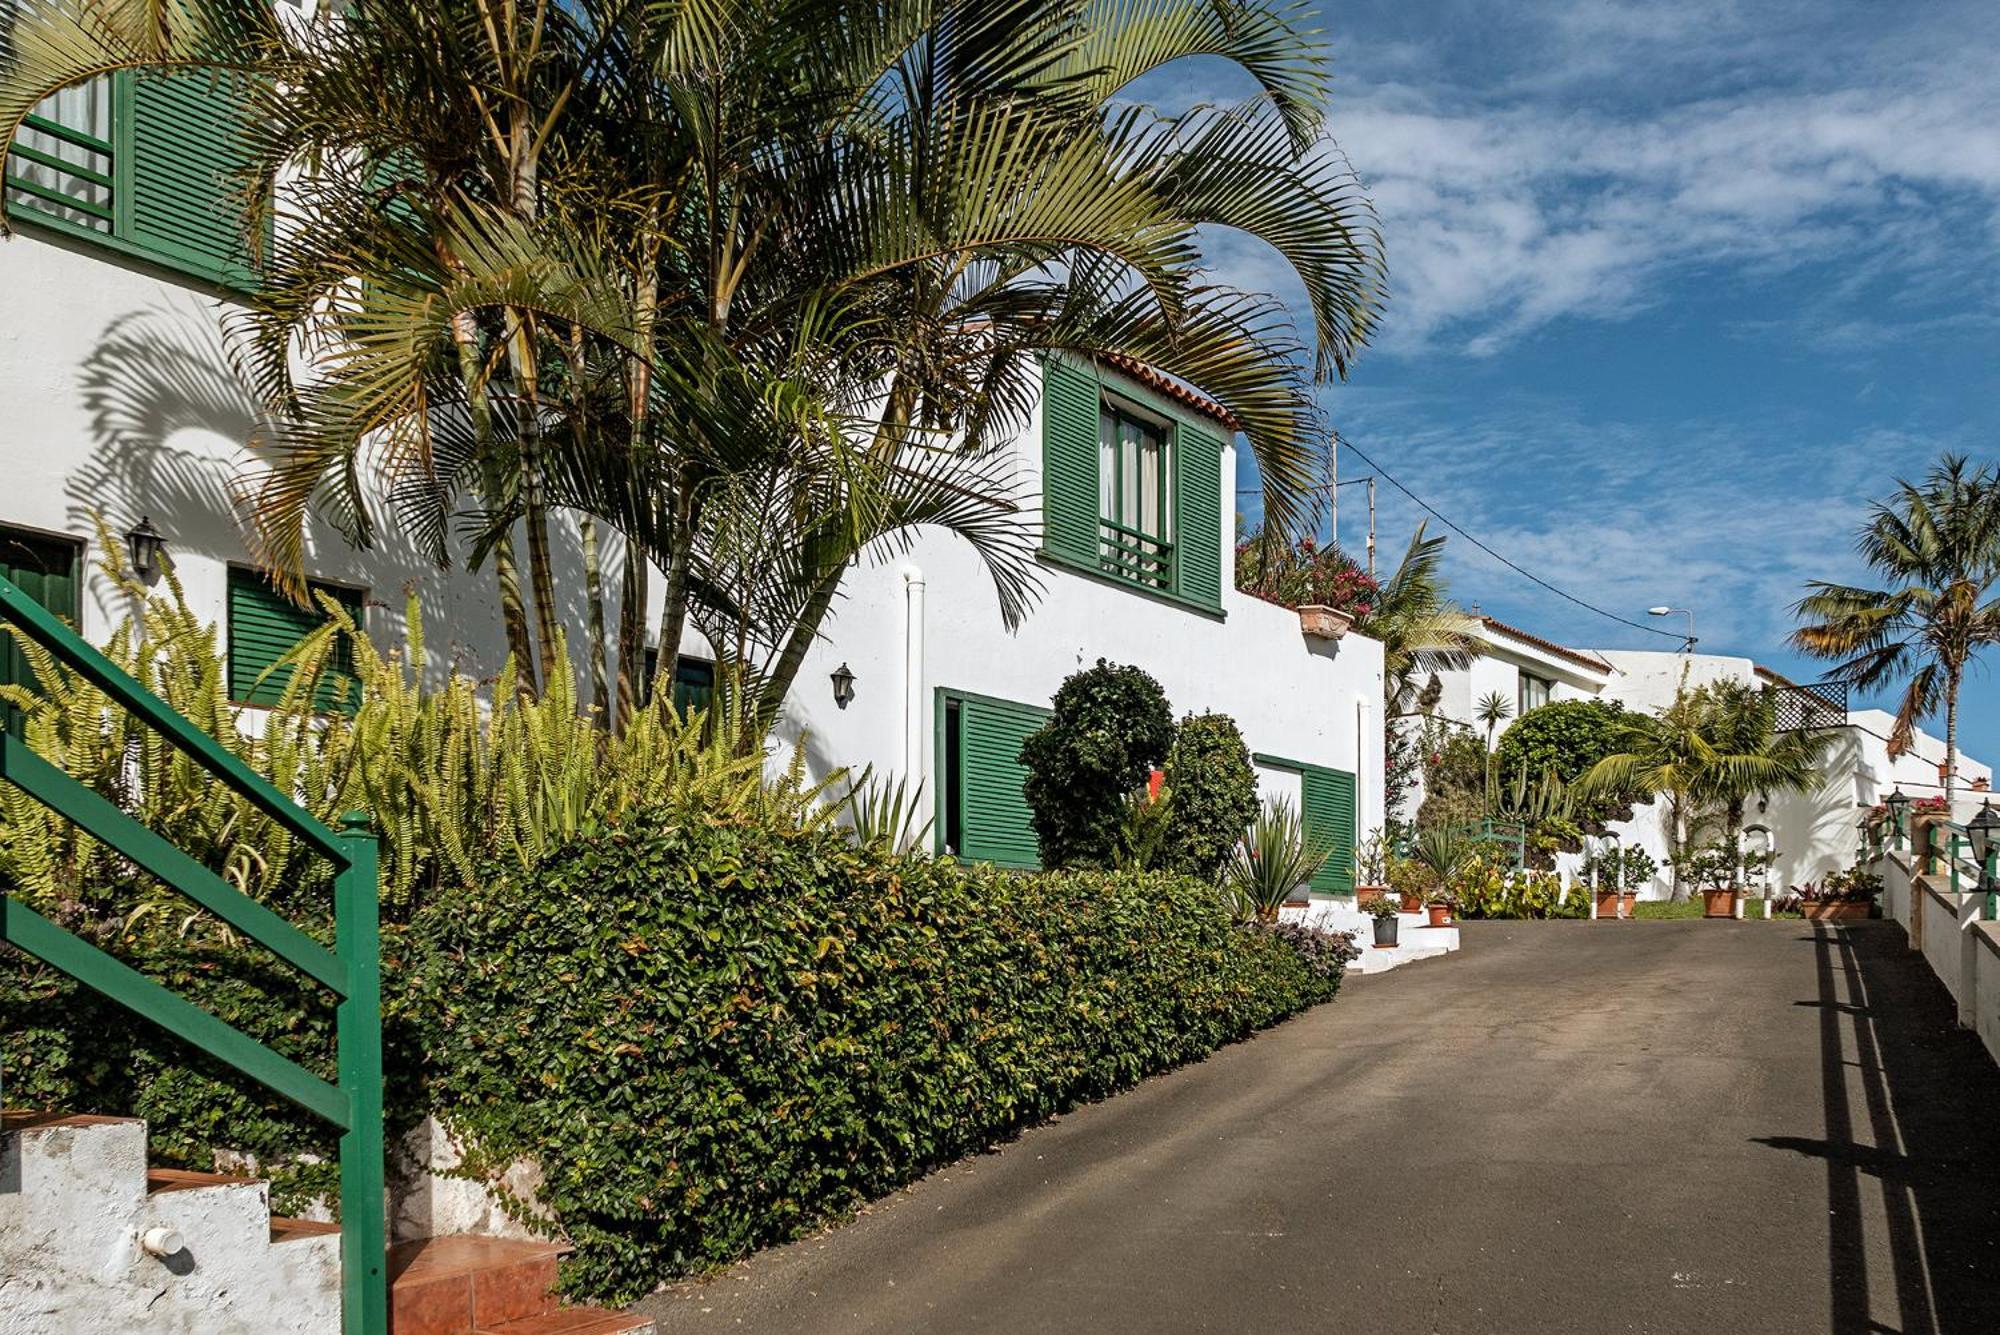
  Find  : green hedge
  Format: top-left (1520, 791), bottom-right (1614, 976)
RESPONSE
top-left (5, 809), bottom-right (1347, 1304)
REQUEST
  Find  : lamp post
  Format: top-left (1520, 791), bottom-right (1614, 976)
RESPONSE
top-left (1968, 800), bottom-right (2000, 920)
top-left (1885, 787), bottom-right (1911, 851)
top-left (1647, 605), bottom-right (1697, 653)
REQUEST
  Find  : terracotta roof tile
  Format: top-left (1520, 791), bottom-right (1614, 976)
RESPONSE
top-left (1098, 353), bottom-right (1243, 432)
top-left (1478, 615), bottom-right (1613, 674)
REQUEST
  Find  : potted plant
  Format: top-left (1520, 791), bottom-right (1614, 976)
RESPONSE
top-left (1797, 865), bottom-right (1883, 921)
top-left (1226, 799), bottom-right (1330, 923)
top-left (1297, 604), bottom-right (1354, 640)
top-left (1593, 881), bottom-right (1620, 920)
top-left (1367, 894), bottom-right (1400, 947)
top-left (1680, 840), bottom-right (1740, 919)
top-left (1617, 847), bottom-right (1656, 920)
top-left (1425, 890), bottom-right (1455, 927)
top-left (1354, 829), bottom-right (1390, 907)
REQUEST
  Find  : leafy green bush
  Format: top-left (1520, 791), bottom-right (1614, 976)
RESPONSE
top-left (1494, 700), bottom-right (1634, 829)
top-left (1448, 857), bottom-right (1588, 919)
top-left (1020, 659), bottom-right (1174, 867)
top-left (1579, 844), bottom-right (1656, 891)
top-left (1161, 713), bottom-right (1259, 879)
top-left (401, 810), bottom-right (1345, 1301)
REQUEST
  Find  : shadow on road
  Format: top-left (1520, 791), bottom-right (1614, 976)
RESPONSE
top-left (1755, 924), bottom-right (2000, 1335)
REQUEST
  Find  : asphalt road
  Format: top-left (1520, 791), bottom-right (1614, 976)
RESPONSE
top-left (638, 921), bottom-right (2000, 1335)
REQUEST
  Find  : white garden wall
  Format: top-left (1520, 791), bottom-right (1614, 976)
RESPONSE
top-left (1873, 847), bottom-right (2000, 1069)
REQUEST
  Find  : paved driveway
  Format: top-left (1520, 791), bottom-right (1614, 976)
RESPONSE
top-left (638, 921), bottom-right (2000, 1335)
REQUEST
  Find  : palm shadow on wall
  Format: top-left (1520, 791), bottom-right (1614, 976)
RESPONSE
top-left (65, 296), bottom-right (603, 684)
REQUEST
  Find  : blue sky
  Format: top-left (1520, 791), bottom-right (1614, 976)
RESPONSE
top-left (1200, 0), bottom-right (2000, 756)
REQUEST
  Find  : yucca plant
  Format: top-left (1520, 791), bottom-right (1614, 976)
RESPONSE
top-left (839, 769), bottom-right (935, 856)
top-left (1225, 798), bottom-right (1329, 923)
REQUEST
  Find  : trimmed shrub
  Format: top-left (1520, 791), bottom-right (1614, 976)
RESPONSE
top-left (401, 809), bottom-right (1345, 1300)
top-left (1161, 712), bottom-right (1259, 879)
top-left (1020, 659), bottom-right (1174, 867)
top-left (1494, 699), bottom-right (1634, 829)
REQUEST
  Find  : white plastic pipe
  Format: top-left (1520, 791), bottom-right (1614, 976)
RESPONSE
top-left (139, 1227), bottom-right (184, 1258)
top-left (901, 566), bottom-right (926, 789)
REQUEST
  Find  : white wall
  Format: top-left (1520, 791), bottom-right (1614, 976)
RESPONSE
top-left (0, 229), bottom-right (615, 689)
top-left (768, 391), bottom-right (1388, 850)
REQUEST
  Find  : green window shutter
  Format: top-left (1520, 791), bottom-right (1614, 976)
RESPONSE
top-left (957, 694), bottom-right (1048, 869)
top-left (122, 70), bottom-right (258, 285)
top-left (228, 569), bottom-right (363, 713)
top-left (671, 657), bottom-right (716, 716)
top-left (1301, 765), bottom-right (1356, 892)
top-left (0, 528), bottom-right (80, 730)
top-left (1041, 358), bottom-right (1101, 566)
top-left (1173, 419), bottom-right (1224, 610)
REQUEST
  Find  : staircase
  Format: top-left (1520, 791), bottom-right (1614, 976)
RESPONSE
top-left (2, 1111), bottom-right (653, 1335)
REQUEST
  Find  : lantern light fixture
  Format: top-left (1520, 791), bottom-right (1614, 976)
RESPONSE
top-left (124, 516), bottom-right (166, 582)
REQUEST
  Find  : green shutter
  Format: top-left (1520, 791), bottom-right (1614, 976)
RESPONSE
top-left (228, 570), bottom-right (363, 713)
top-left (958, 694), bottom-right (1047, 869)
top-left (672, 657), bottom-right (716, 716)
top-left (122, 70), bottom-right (257, 284)
top-left (0, 528), bottom-right (80, 730)
top-left (1174, 419), bottom-right (1224, 610)
top-left (1301, 765), bottom-right (1356, 892)
top-left (1041, 358), bottom-right (1101, 566)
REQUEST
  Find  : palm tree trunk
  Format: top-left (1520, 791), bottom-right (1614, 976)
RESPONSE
top-left (616, 548), bottom-right (647, 732)
top-left (1668, 797), bottom-right (1688, 902)
top-left (581, 516), bottom-right (609, 728)
top-left (508, 316), bottom-right (563, 690)
top-left (450, 311), bottom-right (537, 692)
top-left (755, 564), bottom-right (844, 738)
top-left (1945, 668), bottom-right (1962, 801)
top-left (652, 471), bottom-right (694, 709)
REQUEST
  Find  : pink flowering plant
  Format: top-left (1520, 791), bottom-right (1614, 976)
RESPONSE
top-left (1234, 525), bottom-right (1379, 618)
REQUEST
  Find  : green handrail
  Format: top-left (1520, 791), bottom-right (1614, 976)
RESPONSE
top-left (0, 573), bottom-right (384, 1335)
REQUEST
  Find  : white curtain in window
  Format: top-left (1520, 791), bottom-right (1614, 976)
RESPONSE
top-left (7, 81), bottom-right (113, 232)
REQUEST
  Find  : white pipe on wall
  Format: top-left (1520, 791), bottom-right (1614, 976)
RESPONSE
top-left (902, 565), bottom-right (927, 789)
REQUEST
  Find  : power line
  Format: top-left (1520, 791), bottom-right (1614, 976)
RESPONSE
top-left (1315, 436), bottom-right (1685, 645)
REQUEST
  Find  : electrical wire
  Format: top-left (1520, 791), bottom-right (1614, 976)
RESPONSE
top-left (1242, 435), bottom-right (1685, 645)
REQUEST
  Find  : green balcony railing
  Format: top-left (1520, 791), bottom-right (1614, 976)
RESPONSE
top-left (1098, 518), bottom-right (1174, 590)
top-left (0, 573), bottom-right (384, 1335)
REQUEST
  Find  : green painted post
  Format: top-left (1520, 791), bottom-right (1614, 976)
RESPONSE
top-left (334, 812), bottom-right (386, 1335)
top-left (1950, 832), bottom-right (1961, 896)
top-left (1985, 846), bottom-right (1998, 921)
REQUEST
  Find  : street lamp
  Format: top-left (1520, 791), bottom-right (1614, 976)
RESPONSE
top-left (124, 516), bottom-right (166, 582)
top-left (1885, 787), bottom-right (1912, 849)
top-left (1647, 605), bottom-right (1697, 653)
top-left (1967, 801), bottom-right (2000, 880)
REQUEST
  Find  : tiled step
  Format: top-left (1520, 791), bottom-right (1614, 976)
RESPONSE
top-left (389, 1233), bottom-right (651, 1335)
top-left (477, 1309), bottom-right (655, 1334)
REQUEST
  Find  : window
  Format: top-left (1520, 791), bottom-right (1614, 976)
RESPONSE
top-left (1097, 401), bottom-right (1174, 588)
top-left (0, 525), bottom-right (81, 732)
top-left (642, 650), bottom-right (717, 717)
top-left (3, 72), bottom-right (260, 288)
top-left (936, 688), bottom-right (1047, 868)
top-left (227, 568), bottom-right (365, 713)
top-left (1257, 753), bottom-right (1356, 893)
top-left (1040, 358), bottom-right (1225, 612)
top-left (1518, 673), bottom-right (1553, 716)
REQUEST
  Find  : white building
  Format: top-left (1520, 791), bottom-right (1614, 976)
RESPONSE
top-left (1412, 616), bottom-right (1993, 897)
top-left (0, 97), bottom-right (1384, 880)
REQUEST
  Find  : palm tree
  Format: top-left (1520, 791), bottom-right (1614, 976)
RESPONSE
top-left (1363, 523), bottom-right (1484, 716)
top-left (2, 0), bottom-right (1387, 738)
top-left (1583, 678), bottom-right (1827, 900)
top-left (1792, 454), bottom-right (2000, 799)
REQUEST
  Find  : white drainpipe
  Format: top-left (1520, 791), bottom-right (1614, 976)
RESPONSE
top-left (902, 565), bottom-right (927, 788)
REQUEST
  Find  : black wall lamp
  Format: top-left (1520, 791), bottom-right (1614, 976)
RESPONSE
top-left (830, 662), bottom-right (856, 710)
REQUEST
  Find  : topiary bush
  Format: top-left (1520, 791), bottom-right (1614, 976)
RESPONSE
top-left (401, 808), bottom-right (1345, 1301)
top-left (1020, 659), bottom-right (1174, 867)
top-left (1160, 712), bottom-right (1259, 880)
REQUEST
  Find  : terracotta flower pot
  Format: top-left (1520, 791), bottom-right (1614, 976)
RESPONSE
top-left (1802, 901), bottom-right (1871, 921)
top-left (1619, 891), bottom-right (1637, 919)
top-left (1702, 888), bottom-right (1738, 919)
top-left (1297, 604), bottom-right (1354, 640)
top-left (1426, 904), bottom-right (1451, 927)
top-left (1356, 886), bottom-right (1388, 908)
top-left (1594, 889), bottom-right (1620, 920)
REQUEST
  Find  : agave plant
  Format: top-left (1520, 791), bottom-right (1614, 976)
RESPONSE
top-left (1225, 798), bottom-right (1329, 923)
top-left (1410, 824), bottom-right (1476, 894)
top-left (839, 769), bottom-right (934, 856)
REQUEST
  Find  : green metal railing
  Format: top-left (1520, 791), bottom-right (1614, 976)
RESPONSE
top-left (1465, 817), bottom-right (1526, 869)
top-left (1920, 817), bottom-right (1999, 921)
top-left (1098, 518), bottom-right (1175, 589)
top-left (0, 574), bottom-right (384, 1335)
top-left (4, 112), bottom-right (116, 230)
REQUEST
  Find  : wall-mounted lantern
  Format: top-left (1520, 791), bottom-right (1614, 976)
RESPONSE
top-left (124, 516), bottom-right (166, 581)
top-left (830, 662), bottom-right (856, 710)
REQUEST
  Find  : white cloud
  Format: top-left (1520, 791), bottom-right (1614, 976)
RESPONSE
top-left (1320, 19), bottom-right (2000, 355)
